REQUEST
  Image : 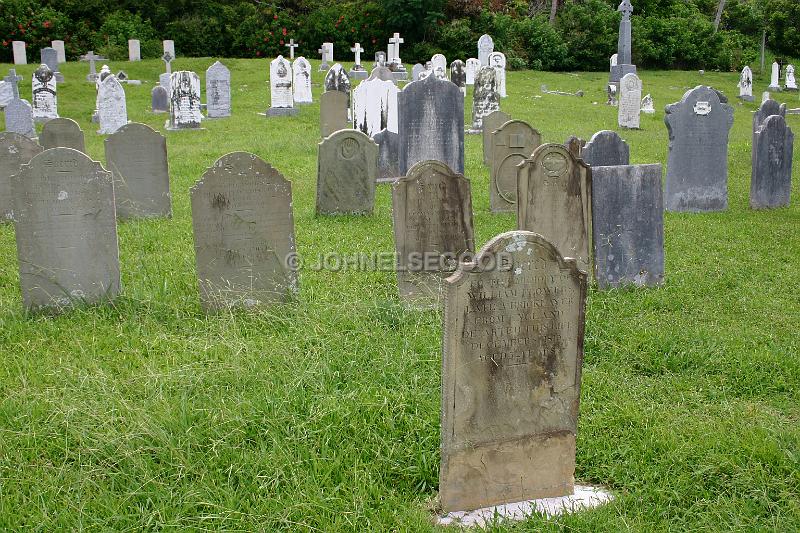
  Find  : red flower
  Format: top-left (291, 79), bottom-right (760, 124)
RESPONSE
top-left (256, 50), bottom-right (262, 56)
top-left (280, 39), bottom-right (284, 45)
top-left (43, 20), bottom-right (51, 28)
top-left (273, 14), bottom-right (278, 20)
top-left (282, 27), bottom-right (287, 36)
top-left (1, 41), bottom-right (7, 46)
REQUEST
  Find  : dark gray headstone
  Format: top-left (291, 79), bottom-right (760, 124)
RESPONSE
top-left (752, 99), bottom-right (786, 138)
top-left (374, 129), bottom-right (400, 183)
top-left (450, 60), bottom-right (466, 93)
top-left (151, 85), bottom-right (168, 113)
top-left (582, 130), bottom-right (630, 167)
top-left (664, 85), bottom-right (734, 212)
top-left (320, 90), bottom-right (351, 138)
top-left (316, 129), bottom-right (378, 215)
top-left (609, 0), bottom-right (637, 84)
top-left (592, 164), bottom-right (664, 288)
top-left (750, 115), bottom-right (794, 209)
top-left (0, 132), bottom-right (43, 221)
top-left (39, 117), bottom-right (85, 152)
top-left (398, 75), bottom-right (464, 175)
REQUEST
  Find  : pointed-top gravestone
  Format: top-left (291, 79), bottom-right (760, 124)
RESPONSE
top-left (618, 72), bottom-right (642, 129)
top-left (40, 117), bottom-right (86, 152)
top-left (353, 74), bottom-right (399, 137)
top-left (324, 64), bottom-right (352, 108)
top-left (320, 90), bottom-right (350, 138)
top-left (482, 109), bottom-right (511, 165)
top-left (477, 34), bottom-right (494, 66)
top-left (440, 230), bottom-right (588, 513)
top-left (285, 38), bottom-right (298, 60)
top-left (374, 128), bottom-right (400, 183)
top-left (750, 114), bottom-right (793, 209)
top-left (582, 130), bottom-right (630, 167)
top-left (450, 60), bottom-right (466, 95)
top-left (265, 56), bottom-right (298, 116)
top-left (166, 71), bottom-right (204, 129)
top-left (489, 119), bottom-right (542, 212)
top-left (468, 66), bottom-right (499, 134)
top-left (488, 52), bottom-right (507, 98)
top-left (12, 148), bottom-right (120, 311)
top-left (768, 62), bottom-right (781, 91)
top-left (316, 129), bottom-right (378, 215)
top-left (292, 57), bottom-right (313, 104)
top-left (0, 132), bottom-right (43, 221)
top-left (206, 61), bottom-right (231, 118)
top-left (97, 75), bottom-right (128, 135)
top-left (738, 66), bottom-right (753, 101)
top-left (32, 64), bottom-right (58, 122)
top-left (4, 98), bottom-right (36, 139)
top-left (105, 123), bottom-right (171, 220)
top-left (664, 86), bottom-right (734, 212)
top-left (151, 85), bottom-right (169, 113)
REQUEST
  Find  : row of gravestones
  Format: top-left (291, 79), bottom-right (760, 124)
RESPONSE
top-left (9, 39), bottom-right (177, 65)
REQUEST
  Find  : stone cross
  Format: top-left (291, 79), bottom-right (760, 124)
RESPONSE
top-left (617, 0), bottom-right (633, 64)
top-left (389, 33), bottom-right (404, 63)
top-left (80, 51), bottom-right (104, 81)
top-left (4, 69), bottom-right (22, 98)
top-left (318, 46), bottom-right (330, 70)
top-left (286, 39), bottom-right (298, 60)
top-left (351, 42), bottom-right (364, 67)
top-left (162, 52), bottom-right (174, 75)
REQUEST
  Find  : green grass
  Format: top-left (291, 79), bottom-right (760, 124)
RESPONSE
top-left (1, 57), bottom-right (799, 531)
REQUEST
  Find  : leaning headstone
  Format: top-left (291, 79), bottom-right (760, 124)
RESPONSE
top-left (4, 98), bottom-right (36, 139)
top-left (128, 39), bottom-right (141, 61)
top-left (477, 34), bottom-right (494, 66)
top-left (768, 61), bottom-right (781, 91)
top-left (488, 52), bottom-right (507, 98)
top-left (582, 130), bottom-right (629, 167)
top-left (292, 57), bottom-right (313, 104)
top-left (392, 160), bottom-right (474, 306)
top-left (609, 0), bottom-right (637, 85)
top-left (374, 128), bottom-right (400, 183)
top-left (353, 75), bottom-right (399, 136)
top-left (206, 61), bottom-right (231, 118)
top-left (468, 67), bottom-right (499, 134)
top-left (737, 66), bottom-right (753, 101)
top-left (105, 123), bottom-right (171, 219)
top-left (482, 109), bottom-right (511, 165)
top-left (324, 64), bottom-right (352, 109)
top-left (32, 64), bottom-right (58, 122)
top-left (618, 72), bottom-right (642, 128)
top-left (641, 93), bottom-right (655, 114)
top-left (166, 71), bottom-right (204, 130)
top-left (450, 60), bottom-right (466, 96)
top-left (163, 40), bottom-right (176, 58)
top-left (750, 115), bottom-right (793, 209)
top-left (517, 143), bottom-right (592, 270)
top-left (489, 119), bottom-right (542, 212)
top-left (592, 164), bottom-right (664, 288)
top-left (40, 117), bottom-right (86, 152)
top-left (398, 74), bottom-right (464, 175)
top-left (12, 148), bottom-right (120, 311)
top-left (439, 230), bottom-right (587, 513)
top-left (664, 86), bottom-right (734, 212)
top-left (13, 41), bottom-right (27, 65)
top-left (316, 129), bottom-right (377, 215)
top-left (320, 90), bottom-right (351, 138)
top-left (465, 58), bottom-right (480, 85)
top-left (785, 65), bottom-right (797, 91)
top-left (0, 132), bottom-right (42, 221)
top-left (96, 75), bottom-right (128, 135)
top-left (51, 41), bottom-right (66, 63)
top-left (191, 152), bottom-right (298, 311)
top-left (264, 56), bottom-right (298, 117)
top-left (40, 47), bottom-right (63, 82)
top-left (151, 85), bottom-right (169, 113)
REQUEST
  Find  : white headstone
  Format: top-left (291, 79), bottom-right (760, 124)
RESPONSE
top-left (52, 40), bottom-right (66, 63)
top-left (292, 57), bottom-right (313, 104)
top-left (762, 91), bottom-right (770, 104)
top-left (465, 58), bottom-right (480, 85)
top-left (128, 39), bottom-right (141, 61)
top-left (163, 40), bottom-right (176, 58)
top-left (166, 71), bottom-right (203, 130)
top-left (266, 55), bottom-right (297, 115)
top-left (97, 75), bottom-right (128, 134)
top-left (785, 65), bottom-right (797, 90)
top-left (431, 54), bottom-right (447, 74)
top-left (610, 53), bottom-right (618, 67)
top-left (737, 66), bottom-right (753, 101)
top-left (769, 61), bottom-right (781, 91)
top-left (641, 93), bottom-right (655, 114)
top-left (13, 41), bottom-right (26, 65)
top-left (206, 61), bottom-right (231, 118)
top-left (618, 73), bottom-right (642, 128)
top-left (478, 34), bottom-right (494, 66)
top-left (353, 76), bottom-right (399, 136)
top-left (32, 64), bottom-right (58, 122)
top-left (489, 52), bottom-right (507, 98)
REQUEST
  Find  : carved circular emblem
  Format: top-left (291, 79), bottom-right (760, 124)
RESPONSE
top-left (624, 77), bottom-right (638, 90)
top-left (541, 151), bottom-right (568, 177)
top-left (340, 137), bottom-right (359, 159)
top-left (277, 63), bottom-right (288, 78)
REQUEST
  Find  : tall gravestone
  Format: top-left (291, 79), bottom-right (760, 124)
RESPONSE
top-left (465, 58), bottom-right (480, 85)
top-left (97, 75), bottom-right (128, 135)
top-left (163, 40), bottom-right (176, 58)
top-left (477, 34), bottom-right (494, 66)
top-left (618, 72), bottom-right (642, 129)
top-left (316, 130), bottom-right (378, 215)
top-left (151, 85), bottom-right (169, 113)
top-left (440, 230), bottom-right (587, 513)
top-left (450, 60), bottom-right (466, 96)
top-left (609, 0), bottom-right (636, 85)
top-left (13, 41), bottom-right (27, 65)
top-left (490, 120), bottom-right (542, 213)
top-left (265, 56), bottom-right (298, 116)
top-left (320, 90), bottom-right (350, 138)
top-left (468, 67), bottom-right (499, 134)
top-left (167, 71), bottom-right (204, 130)
top-left (12, 148), bottom-right (120, 311)
top-left (128, 39), bottom-right (141, 61)
top-left (582, 130), bottom-right (630, 167)
top-left (664, 86), bottom-right (734, 212)
top-left (4, 98), bottom-right (36, 139)
top-left (105, 123), bottom-right (171, 219)
top-left (349, 42), bottom-right (367, 80)
top-left (592, 164), bottom-right (664, 288)
top-left (40, 118), bottom-right (86, 152)
top-left (750, 115), bottom-right (793, 209)
top-left (768, 62), bottom-right (781, 91)
top-left (374, 128), bottom-right (400, 183)
top-left (0, 132), bottom-right (42, 221)
top-left (482, 109), bottom-right (511, 165)
top-left (318, 42), bottom-right (333, 72)
top-left (292, 57), bottom-right (313, 104)
top-left (392, 160), bottom-right (474, 306)
top-left (489, 52), bottom-right (507, 98)
top-left (517, 143), bottom-right (592, 270)
top-left (51, 40), bottom-right (66, 63)
top-left (737, 66), bottom-right (753, 101)
top-left (398, 74), bottom-right (464, 175)
top-left (353, 74), bottom-right (399, 137)
top-left (32, 64), bottom-right (58, 122)
top-left (191, 152), bottom-right (298, 311)
top-left (206, 61), bottom-right (231, 118)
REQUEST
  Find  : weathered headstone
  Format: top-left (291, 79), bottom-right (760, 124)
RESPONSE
top-left (31, 64), bottom-right (58, 122)
top-left (316, 129), bottom-right (377, 215)
top-left (439, 230), bottom-right (587, 513)
top-left (465, 58), bottom-right (480, 85)
top-left (398, 74), bottom-right (464, 175)
top-left (163, 40), bottom-right (176, 58)
top-left (166, 71), bottom-right (204, 130)
top-left (517, 143), bottom-right (592, 270)
top-left (40, 47), bottom-right (63, 82)
top-left (431, 54), bottom-right (447, 75)
top-left (13, 41), bottom-right (27, 65)
top-left (292, 57), bottom-right (313, 104)
top-left (592, 164), bottom-right (664, 288)
top-left (482, 109), bottom-right (511, 165)
top-left (489, 120), bottom-right (542, 212)
top-left (4, 69), bottom-right (22, 99)
top-left (664, 86), bottom-right (734, 212)
top-left (468, 67), bottom-right (499, 134)
top-left (753, 98), bottom-right (787, 141)
top-left (564, 136), bottom-right (585, 159)
top-left (606, 83), bottom-right (618, 106)
top-left (128, 39), bottom-right (141, 61)
top-left (324, 64), bottom-right (352, 109)
top-left (374, 128), bottom-right (400, 183)
top-left (97, 75), bottom-right (128, 135)
top-left (785, 65), bottom-right (797, 91)
top-left (641, 93), bottom-right (655, 114)
top-left (40, 117), bottom-right (86, 152)
top-left (0, 132), bottom-right (42, 221)
top-left (768, 61), bottom-right (781, 91)
top-left (737, 66), bottom-right (753, 101)
top-left (151, 85), bottom-right (169, 113)
top-left (450, 60), bottom-right (466, 96)
top-left (265, 56), bottom-right (298, 116)
top-left (609, 0), bottom-right (637, 85)
top-left (105, 123), bottom-right (171, 219)
top-left (191, 152), bottom-right (298, 311)
top-left (618, 72), bottom-right (642, 128)
top-left (489, 52), bottom-right (507, 98)
top-left (4, 98), bottom-right (36, 139)
top-left (353, 75), bottom-right (399, 136)
top-left (374, 51), bottom-right (387, 68)
top-left (320, 90), bottom-right (351, 138)
top-left (581, 130), bottom-right (629, 167)
top-left (51, 41), bottom-right (66, 63)
top-left (392, 160), bottom-right (474, 306)
top-left (750, 114), bottom-right (793, 209)
top-left (0, 82), bottom-right (11, 108)
top-left (206, 61), bottom-right (231, 118)
top-left (12, 148), bottom-right (120, 311)
top-left (349, 42), bottom-right (367, 80)
top-left (477, 34), bottom-right (494, 66)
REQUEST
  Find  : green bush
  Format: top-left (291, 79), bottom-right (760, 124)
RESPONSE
top-left (97, 11), bottom-right (159, 60)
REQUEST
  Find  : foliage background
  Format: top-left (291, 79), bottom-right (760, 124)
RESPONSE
top-left (0, 0), bottom-right (798, 71)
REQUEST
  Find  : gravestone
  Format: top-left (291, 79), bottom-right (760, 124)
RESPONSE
top-left (151, 85), bottom-right (169, 113)
top-left (392, 160), bottom-right (474, 306)
top-left (468, 67), bottom-right (499, 134)
top-left (96, 65), bottom-right (112, 90)
top-left (482, 109), bottom-right (511, 165)
top-left (105, 123), bottom-right (171, 219)
top-left (387, 33), bottom-right (407, 79)
top-left (750, 115), bottom-right (793, 209)
top-left (606, 83), bottom-right (618, 106)
top-left (320, 90), bottom-right (350, 138)
top-left (412, 63), bottom-right (424, 81)
top-left (439, 230), bottom-right (587, 513)
top-left (609, 0), bottom-right (637, 85)
top-left (753, 99), bottom-right (786, 141)
top-left (564, 136), bottom-right (585, 159)
top-left (285, 39), bottom-right (298, 60)
top-left (0, 82), bottom-right (11, 108)
top-left (163, 40), bottom-right (175, 58)
top-left (398, 74), bottom-right (464, 175)
top-left (450, 60), bottom-right (466, 96)
top-left (316, 129), bottom-right (377, 215)
top-left (768, 62), bottom-right (781, 91)
top-left (3, 69), bottom-right (22, 100)
top-left (206, 61), bottom-right (231, 118)
top-left (265, 56), bottom-right (298, 116)
top-left (97, 75), bottom-right (128, 135)
top-left (366, 65), bottom-right (395, 82)
top-left (488, 52), bottom-right (507, 98)
top-left (4, 98), bottom-right (36, 139)
top-left (431, 54), bottom-right (447, 75)
top-left (592, 164), bottom-right (664, 288)
top-left (465, 58), bottom-right (480, 85)
top-left (618, 72), bottom-right (642, 128)
top-left (160, 51), bottom-right (173, 89)
top-left (80, 50), bottom-right (105, 82)
top-left (13, 41), bottom-right (27, 65)
top-left (374, 51), bottom-right (386, 68)
top-left (128, 39), bottom-right (141, 61)
top-left (353, 75), bottom-right (399, 136)
top-left (32, 64), bottom-right (58, 122)
top-left (489, 120), bottom-right (542, 212)
top-left (12, 148), bottom-right (120, 311)
top-left (737, 66), bottom-right (753, 101)
top-left (517, 143), bottom-right (592, 270)
top-left (191, 152), bottom-right (298, 311)
top-left (324, 64), bottom-right (351, 109)
top-left (292, 57), bottom-right (313, 104)
top-left (166, 71), bottom-right (204, 129)
top-left (40, 118), bottom-right (86, 152)
top-left (641, 93), bottom-right (655, 114)
top-left (40, 47), bottom-right (64, 83)
top-left (318, 42), bottom-right (333, 71)
top-left (477, 34), bottom-right (494, 66)
top-left (374, 128), bottom-right (400, 183)
top-left (610, 53), bottom-right (618, 68)
top-left (785, 65), bottom-right (797, 91)
top-left (581, 130), bottom-right (629, 167)
top-left (0, 132), bottom-right (42, 221)
top-left (664, 86), bottom-right (734, 212)
top-left (349, 42), bottom-right (368, 80)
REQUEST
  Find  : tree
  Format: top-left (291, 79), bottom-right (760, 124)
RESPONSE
top-left (713, 0), bottom-right (726, 32)
top-left (549, 0), bottom-right (558, 25)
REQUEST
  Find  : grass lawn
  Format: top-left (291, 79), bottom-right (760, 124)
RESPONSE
top-left (1, 57), bottom-right (799, 531)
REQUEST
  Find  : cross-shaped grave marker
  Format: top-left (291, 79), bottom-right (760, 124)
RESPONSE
top-left (389, 33), bottom-right (404, 64)
top-left (350, 43), bottom-right (364, 68)
top-left (286, 39), bottom-right (298, 60)
top-left (80, 50), bottom-right (106, 82)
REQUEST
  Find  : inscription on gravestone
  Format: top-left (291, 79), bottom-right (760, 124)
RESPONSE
top-left (750, 115), bottom-right (794, 209)
top-left (469, 67), bottom-right (499, 134)
top-left (316, 130), bottom-right (378, 215)
top-left (206, 61), bottom-right (231, 118)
